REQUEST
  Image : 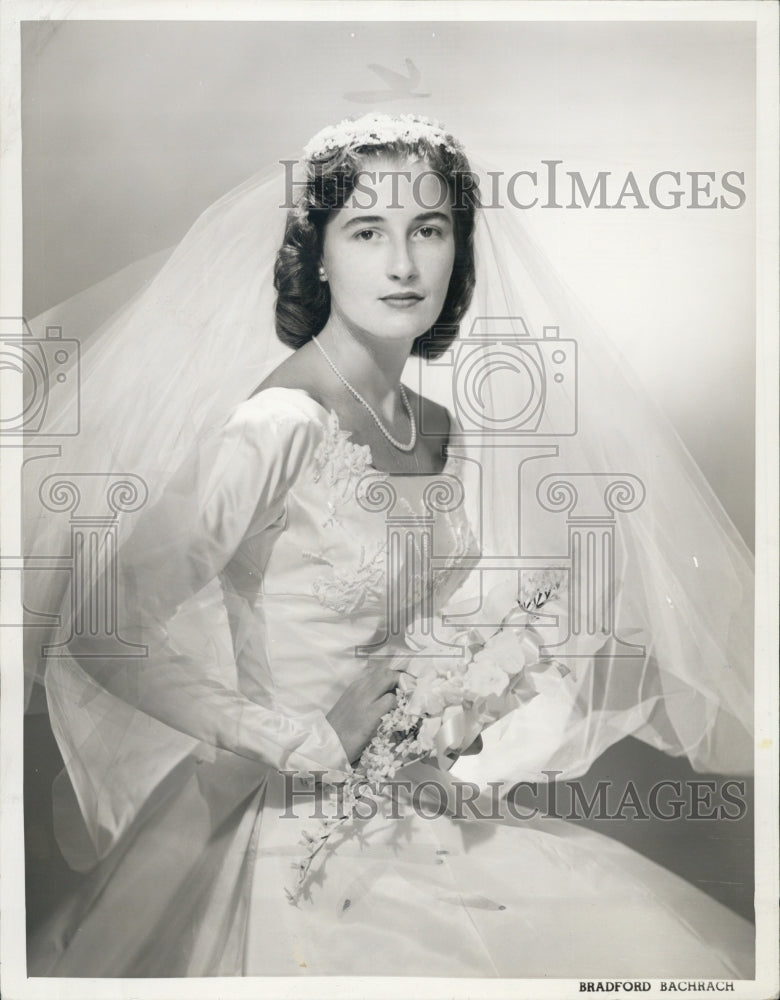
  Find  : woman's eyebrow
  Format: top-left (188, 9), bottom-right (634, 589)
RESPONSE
top-left (413, 211), bottom-right (452, 226)
top-left (341, 214), bottom-right (385, 230)
top-left (340, 210), bottom-right (452, 231)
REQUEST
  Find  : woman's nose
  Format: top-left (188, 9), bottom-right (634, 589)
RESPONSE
top-left (387, 239), bottom-right (418, 282)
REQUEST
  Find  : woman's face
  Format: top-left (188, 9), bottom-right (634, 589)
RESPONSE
top-left (320, 155), bottom-right (455, 347)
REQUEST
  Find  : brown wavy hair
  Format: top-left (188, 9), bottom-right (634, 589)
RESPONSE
top-left (274, 136), bottom-right (480, 359)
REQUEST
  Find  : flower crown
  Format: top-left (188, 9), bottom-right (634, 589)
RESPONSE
top-left (302, 112), bottom-right (462, 162)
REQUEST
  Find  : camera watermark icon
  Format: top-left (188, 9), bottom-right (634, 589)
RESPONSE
top-left (421, 317), bottom-right (577, 437)
top-left (0, 317), bottom-right (80, 435)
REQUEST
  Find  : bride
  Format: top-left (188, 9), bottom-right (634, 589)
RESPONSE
top-left (25, 113), bottom-right (754, 979)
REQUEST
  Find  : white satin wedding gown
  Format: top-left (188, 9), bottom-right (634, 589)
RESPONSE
top-left (29, 388), bottom-right (754, 979)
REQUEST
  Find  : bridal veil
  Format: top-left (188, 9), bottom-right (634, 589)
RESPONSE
top-left (20, 144), bottom-right (754, 872)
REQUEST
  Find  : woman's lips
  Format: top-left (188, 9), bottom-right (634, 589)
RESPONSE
top-left (380, 293), bottom-right (424, 309)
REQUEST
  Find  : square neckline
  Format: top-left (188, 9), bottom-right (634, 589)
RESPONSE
top-left (252, 385), bottom-right (457, 477)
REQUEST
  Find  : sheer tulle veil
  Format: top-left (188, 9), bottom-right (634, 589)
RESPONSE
top-left (22, 122), bottom-right (753, 871)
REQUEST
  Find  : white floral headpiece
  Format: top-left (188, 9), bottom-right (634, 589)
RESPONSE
top-left (302, 112), bottom-right (462, 162)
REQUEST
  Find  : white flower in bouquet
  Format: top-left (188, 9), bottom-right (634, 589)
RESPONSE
top-left (472, 628), bottom-right (529, 677)
top-left (418, 716), bottom-right (445, 752)
top-left (463, 659), bottom-right (509, 701)
top-left (404, 666), bottom-right (467, 717)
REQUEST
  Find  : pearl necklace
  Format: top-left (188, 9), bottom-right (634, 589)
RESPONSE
top-left (313, 336), bottom-right (417, 453)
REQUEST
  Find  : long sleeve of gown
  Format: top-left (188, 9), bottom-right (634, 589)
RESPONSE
top-left (63, 393), bottom-right (350, 778)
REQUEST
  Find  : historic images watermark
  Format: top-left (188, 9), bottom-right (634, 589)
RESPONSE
top-left (280, 161), bottom-right (748, 211)
top-left (4, 307), bottom-right (640, 673)
top-left (343, 313), bottom-right (647, 669)
top-left (280, 770), bottom-right (749, 824)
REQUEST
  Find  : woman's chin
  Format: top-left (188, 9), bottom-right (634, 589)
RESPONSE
top-left (376, 309), bottom-right (441, 343)
top-left (350, 321), bottom-right (429, 349)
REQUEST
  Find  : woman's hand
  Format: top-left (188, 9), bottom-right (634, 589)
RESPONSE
top-left (326, 664), bottom-right (400, 764)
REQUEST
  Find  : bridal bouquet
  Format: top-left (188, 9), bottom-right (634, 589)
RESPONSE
top-left (286, 571), bottom-right (568, 904)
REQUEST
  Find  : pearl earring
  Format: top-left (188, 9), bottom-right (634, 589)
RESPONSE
top-left (318, 266), bottom-right (327, 282)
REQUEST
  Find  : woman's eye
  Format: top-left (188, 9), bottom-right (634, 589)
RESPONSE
top-left (355, 229), bottom-right (376, 241)
top-left (417, 226), bottom-right (441, 239)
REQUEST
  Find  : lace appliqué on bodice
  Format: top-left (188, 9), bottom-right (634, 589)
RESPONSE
top-left (312, 411), bottom-right (373, 529)
top-left (304, 543), bottom-right (387, 615)
top-left (305, 411), bottom-right (476, 620)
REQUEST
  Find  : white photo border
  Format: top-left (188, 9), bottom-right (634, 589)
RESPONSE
top-left (1, 2), bottom-right (777, 999)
